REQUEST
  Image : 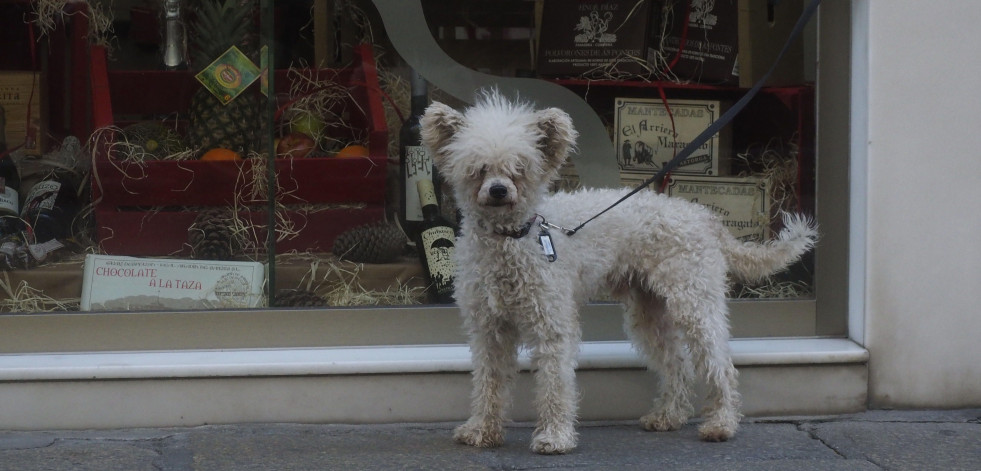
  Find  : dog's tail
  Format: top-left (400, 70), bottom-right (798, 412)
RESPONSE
top-left (721, 213), bottom-right (819, 283)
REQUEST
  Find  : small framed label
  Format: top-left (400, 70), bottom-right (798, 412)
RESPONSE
top-left (614, 97), bottom-right (729, 185)
top-left (667, 175), bottom-right (771, 242)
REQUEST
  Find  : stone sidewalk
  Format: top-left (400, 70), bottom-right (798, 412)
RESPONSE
top-left (1, 409), bottom-right (978, 470)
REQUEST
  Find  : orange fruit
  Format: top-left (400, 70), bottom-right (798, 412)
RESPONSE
top-left (200, 148), bottom-right (242, 161)
top-left (334, 144), bottom-right (369, 159)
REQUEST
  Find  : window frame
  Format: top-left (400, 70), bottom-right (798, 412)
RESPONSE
top-left (0, 0), bottom-right (858, 353)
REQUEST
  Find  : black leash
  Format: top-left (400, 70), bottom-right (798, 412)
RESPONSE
top-left (564, 0), bottom-right (822, 237)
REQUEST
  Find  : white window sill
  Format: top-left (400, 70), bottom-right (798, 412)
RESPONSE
top-left (0, 338), bottom-right (867, 382)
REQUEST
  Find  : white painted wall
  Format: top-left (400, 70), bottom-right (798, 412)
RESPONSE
top-left (864, 1), bottom-right (981, 407)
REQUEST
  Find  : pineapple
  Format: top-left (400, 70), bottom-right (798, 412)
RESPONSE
top-left (187, 0), bottom-right (262, 156)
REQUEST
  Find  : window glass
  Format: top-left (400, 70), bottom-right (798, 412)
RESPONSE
top-left (0, 1), bottom-right (823, 334)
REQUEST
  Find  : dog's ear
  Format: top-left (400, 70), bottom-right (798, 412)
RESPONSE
top-left (420, 102), bottom-right (465, 170)
top-left (536, 108), bottom-right (578, 172)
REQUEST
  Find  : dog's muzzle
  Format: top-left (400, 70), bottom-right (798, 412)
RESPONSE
top-left (484, 183), bottom-right (514, 207)
top-left (489, 184), bottom-right (508, 200)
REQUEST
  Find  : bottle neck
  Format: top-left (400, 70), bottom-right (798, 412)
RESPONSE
top-left (409, 95), bottom-right (428, 117)
top-left (416, 178), bottom-right (440, 221)
top-left (409, 70), bottom-right (428, 116)
top-left (420, 202), bottom-right (440, 221)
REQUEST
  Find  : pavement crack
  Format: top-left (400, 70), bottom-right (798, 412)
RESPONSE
top-left (0, 436), bottom-right (59, 452)
top-left (796, 423), bottom-right (847, 459)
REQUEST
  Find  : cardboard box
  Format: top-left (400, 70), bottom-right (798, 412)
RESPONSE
top-left (0, 72), bottom-right (45, 155)
top-left (538, 0), bottom-right (655, 76)
top-left (613, 96), bottom-right (731, 185)
top-left (652, 0), bottom-right (739, 85)
top-left (736, 0), bottom-right (805, 87)
top-left (89, 44), bottom-right (388, 256)
top-left (650, 0), bottom-right (805, 87)
top-left (666, 175), bottom-right (771, 242)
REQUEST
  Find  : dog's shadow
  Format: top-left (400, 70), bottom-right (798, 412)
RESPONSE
top-left (455, 422), bottom-right (760, 467)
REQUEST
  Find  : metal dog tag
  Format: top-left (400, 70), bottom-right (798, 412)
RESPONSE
top-left (538, 226), bottom-right (557, 262)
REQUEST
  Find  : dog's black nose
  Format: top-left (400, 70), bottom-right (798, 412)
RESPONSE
top-left (489, 184), bottom-right (508, 200)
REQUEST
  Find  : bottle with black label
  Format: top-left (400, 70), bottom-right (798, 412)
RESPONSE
top-left (0, 106), bottom-right (22, 237)
top-left (399, 69), bottom-right (438, 241)
top-left (20, 170), bottom-right (80, 243)
top-left (415, 178), bottom-right (455, 304)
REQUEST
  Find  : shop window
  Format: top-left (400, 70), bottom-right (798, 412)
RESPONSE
top-left (0, 0), bottom-right (851, 351)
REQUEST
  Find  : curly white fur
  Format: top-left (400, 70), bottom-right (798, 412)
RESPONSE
top-left (421, 90), bottom-right (818, 454)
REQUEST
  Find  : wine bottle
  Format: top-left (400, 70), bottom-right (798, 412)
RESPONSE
top-left (20, 169), bottom-right (80, 243)
top-left (415, 178), bottom-right (456, 304)
top-left (399, 69), bottom-right (438, 241)
top-left (0, 105), bottom-right (23, 237)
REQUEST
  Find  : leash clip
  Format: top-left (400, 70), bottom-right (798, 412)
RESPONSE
top-left (536, 215), bottom-right (575, 236)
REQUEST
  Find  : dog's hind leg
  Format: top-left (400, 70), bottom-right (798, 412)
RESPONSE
top-left (454, 317), bottom-right (519, 448)
top-left (667, 292), bottom-right (742, 442)
top-left (622, 289), bottom-right (695, 432)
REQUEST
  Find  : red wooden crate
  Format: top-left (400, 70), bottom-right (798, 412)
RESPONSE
top-left (94, 208), bottom-right (383, 256)
top-left (89, 44), bottom-right (388, 255)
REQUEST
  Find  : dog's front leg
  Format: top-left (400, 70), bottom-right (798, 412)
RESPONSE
top-left (529, 307), bottom-right (581, 455)
top-left (454, 316), bottom-right (519, 448)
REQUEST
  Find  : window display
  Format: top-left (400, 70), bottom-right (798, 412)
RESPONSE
top-left (0, 0), bottom-right (822, 325)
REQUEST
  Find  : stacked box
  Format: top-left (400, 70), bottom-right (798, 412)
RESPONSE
top-left (652, 0), bottom-right (805, 86)
top-left (613, 96), bottom-right (732, 185)
top-left (666, 175), bottom-right (771, 242)
top-left (538, 0), bottom-right (656, 77)
top-left (0, 72), bottom-right (45, 156)
top-left (90, 44), bottom-right (388, 256)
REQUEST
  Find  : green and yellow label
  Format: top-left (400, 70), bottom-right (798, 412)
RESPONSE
top-left (194, 46), bottom-right (261, 105)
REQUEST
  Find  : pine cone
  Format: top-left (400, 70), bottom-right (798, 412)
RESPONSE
top-left (188, 208), bottom-right (238, 260)
top-left (274, 289), bottom-right (327, 307)
top-left (332, 221), bottom-right (406, 264)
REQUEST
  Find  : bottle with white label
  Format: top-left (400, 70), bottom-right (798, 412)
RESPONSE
top-left (415, 178), bottom-right (455, 304)
top-left (398, 69), bottom-right (440, 241)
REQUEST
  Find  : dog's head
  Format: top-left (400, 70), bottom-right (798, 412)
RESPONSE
top-left (420, 90), bottom-right (578, 229)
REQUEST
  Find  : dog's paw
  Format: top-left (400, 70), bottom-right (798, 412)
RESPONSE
top-left (530, 425), bottom-right (577, 455)
top-left (640, 411), bottom-right (687, 432)
top-left (453, 422), bottom-right (504, 448)
top-left (698, 408), bottom-right (740, 442)
top-left (697, 420), bottom-right (738, 442)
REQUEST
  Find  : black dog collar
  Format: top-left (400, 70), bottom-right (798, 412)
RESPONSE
top-left (493, 215), bottom-right (540, 239)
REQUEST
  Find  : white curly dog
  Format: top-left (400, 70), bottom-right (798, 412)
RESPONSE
top-left (420, 91), bottom-right (817, 454)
